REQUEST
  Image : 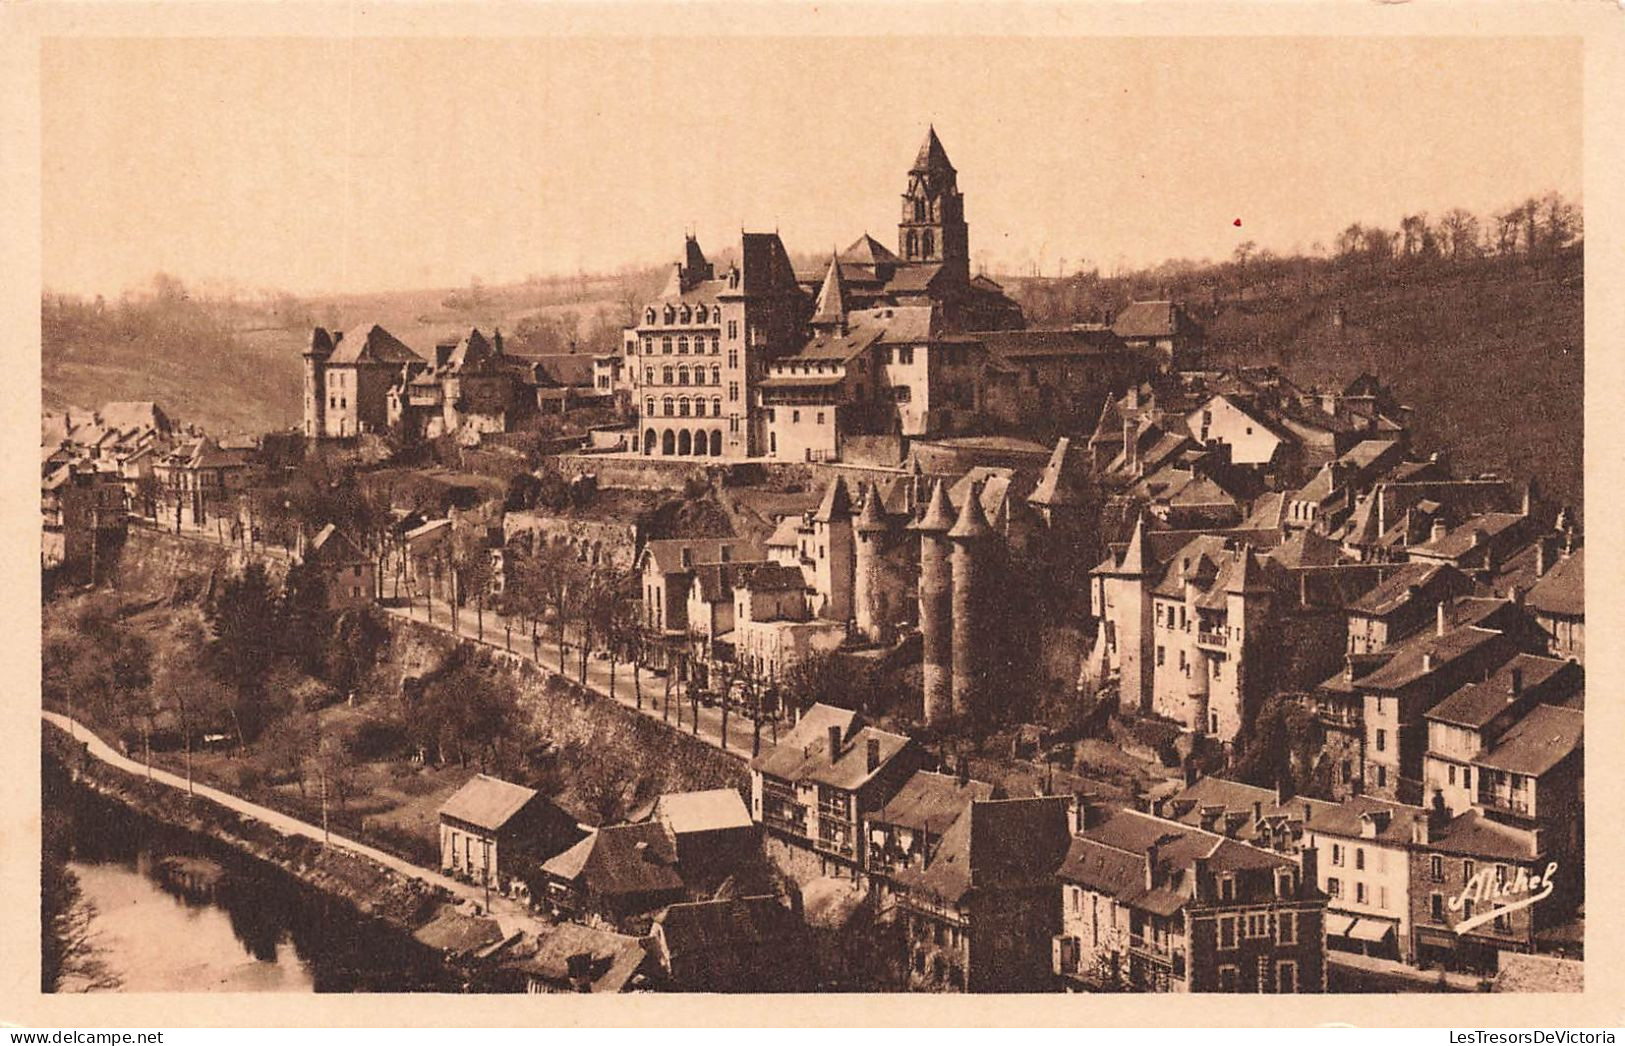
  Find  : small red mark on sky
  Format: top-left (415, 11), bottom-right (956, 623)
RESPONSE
top-left (1233, 218), bottom-right (1243, 227)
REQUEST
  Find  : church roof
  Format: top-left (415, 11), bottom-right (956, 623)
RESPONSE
top-left (841, 233), bottom-right (899, 267)
top-left (911, 125), bottom-right (956, 174)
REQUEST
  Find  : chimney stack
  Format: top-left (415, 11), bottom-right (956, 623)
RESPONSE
top-left (827, 725), bottom-right (842, 764)
top-left (1509, 666), bottom-right (1524, 699)
top-left (1431, 519), bottom-right (1448, 544)
top-left (1144, 843), bottom-right (1159, 890)
top-left (1184, 760), bottom-right (1201, 787)
top-left (1252, 800), bottom-right (1264, 824)
top-left (1302, 802), bottom-right (1313, 824)
top-left (957, 756), bottom-right (970, 787)
top-left (1436, 599), bottom-right (1448, 637)
top-left (1536, 540), bottom-right (1550, 578)
top-left (866, 737), bottom-right (881, 774)
top-left (1422, 651), bottom-right (1435, 673)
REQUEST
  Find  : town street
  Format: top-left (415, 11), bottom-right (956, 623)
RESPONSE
top-left (42, 709), bottom-right (545, 939)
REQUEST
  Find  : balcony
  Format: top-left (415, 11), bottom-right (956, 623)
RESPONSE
top-left (813, 834), bottom-right (855, 859)
top-left (1128, 935), bottom-right (1178, 966)
top-left (1196, 629), bottom-right (1229, 650)
top-left (1477, 791), bottom-right (1533, 817)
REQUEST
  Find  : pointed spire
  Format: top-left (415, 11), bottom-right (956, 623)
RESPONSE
top-left (811, 253), bottom-right (850, 329)
top-left (1029, 436), bottom-right (1086, 509)
top-left (948, 481), bottom-right (992, 541)
top-left (1119, 514), bottom-right (1148, 576)
top-left (813, 475), bottom-right (853, 523)
top-left (912, 125), bottom-right (955, 174)
top-left (856, 482), bottom-right (888, 534)
top-left (911, 480), bottom-right (956, 533)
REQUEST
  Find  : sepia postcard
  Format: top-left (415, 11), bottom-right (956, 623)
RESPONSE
top-left (4, 0), bottom-right (1624, 1029)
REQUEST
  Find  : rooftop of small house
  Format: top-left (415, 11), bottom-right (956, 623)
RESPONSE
top-left (870, 770), bottom-right (997, 833)
top-left (653, 789), bottom-right (754, 835)
top-left (890, 797), bottom-right (1072, 905)
top-left (751, 703), bottom-right (911, 792)
top-left (1410, 512), bottom-right (1527, 560)
top-left (540, 821), bottom-right (683, 898)
top-left (1473, 703), bottom-right (1583, 779)
top-left (1161, 776), bottom-right (1339, 836)
top-left (1526, 546), bottom-right (1583, 619)
top-left (1429, 808), bottom-right (1544, 862)
top-left (1426, 655), bottom-right (1580, 729)
top-left (438, 774), bottom-right (539, 832)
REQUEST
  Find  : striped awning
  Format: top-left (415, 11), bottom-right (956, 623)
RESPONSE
top-left (1326, 914), bottom-right (1357, 937)
top-left (1348, 918), bottom-right (1397, 943)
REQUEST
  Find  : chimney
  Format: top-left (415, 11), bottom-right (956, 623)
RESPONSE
top-left (1509, 665), bottom-right (1524, 699)
top-left (1535, 540), bottom-right (1550, 577)
top-left (1436, 599), bottom-right (1448, 637)
top-left (1183, 760), bottom-right (1201, 787)
top-left (1276, 777), bottom-right (1292, 808)
top-left (1422, 651), bottom-right (1435, 673)
top-left (866, 737), bottom-right (881, 774)
top-left (1252, 800), bottom-right (1264, 824)
top-left (1429, 787), bottom-right (1447, 824)
top-left (1431, 519), bottom-right (1448, 544)
top-left (1508, 584), bottom-right (1525, 607)
top-left (1192, 855), bottom-right (1211, 903)
top-left (957, 757), bottom-right (970, 787)
top-left (827, 725), bottom-right (842, 764)
top-left (1144, 843), bottom-right (1159, 890)
top-left (1302, 802), bottom-right (1313, 824)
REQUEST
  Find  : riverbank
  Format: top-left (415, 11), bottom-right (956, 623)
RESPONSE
top-left (43, 719), bottom-right (530, 987)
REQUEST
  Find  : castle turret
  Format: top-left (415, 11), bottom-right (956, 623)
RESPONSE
top-left (1111, 514), bottom-right (1155, 716)
top-left (810, 254), bottom-right (850, 333)
top-left (303, 327), bottom-right (336, 438)
top-left (911, 480), bottom-right (956, 724)
top-left (812, 476), bottom-right (855, 621)
top-left (948, 480), bottom-right (993, 720)
top-left (854, 482), bottom-right (890, 644)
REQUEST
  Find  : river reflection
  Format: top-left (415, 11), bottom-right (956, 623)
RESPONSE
top-left (59, 776), bottom-right (451, 993)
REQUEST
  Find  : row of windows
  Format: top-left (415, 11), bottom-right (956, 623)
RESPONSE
top-left (1215, 959), bottom-right (1298, 993)
top-left (1325, 878), bottom-right (1389, 910)
top-left (639, 334), bottom-right (722, 356)
top-left (1215, 910), bottom-right (1298, 949)
top-left (644, 365), bottom-right (723, 387)
top-left (645, 303), bottom-right (719, 326)
top-left (1429, 893), bottom-right (1512, 932)
top-left (646, 396), bottom-right (725, 418)
top-left (1429, 856), bottom-right (1510, 886)
top-left (1329, 843), bottom-right (1388, 872)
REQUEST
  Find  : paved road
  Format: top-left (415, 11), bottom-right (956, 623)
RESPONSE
top-left (384, 597), bottom-right (785, 762)
top-left (43, 710), bottom-right (543, 938)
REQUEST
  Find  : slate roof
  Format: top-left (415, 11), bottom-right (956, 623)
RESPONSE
top-left (764, 516), bottom-right (802, 549)
top-left (541, 821), bottom-right (684, 898)
top-left (1346, 562), bottom-right (1452, 616)
top-left (891, 797), bottom-right (1071, 905)
top-left (502, 922), bottom-right (651, 992)
top-left (1427, 655), bottom-right (1579, 729)
top-left (440, 774), bottom-right (539, 832)
top-left (1352, 624), bottom-right (1508, 692)
top-left (841, 233), bottom-right (899, 267)
top-left (1430, 809), bottom-right (1543, 861)
top-left (654, 789), bottom-right (754, 835)
top-left (655, 896), bottom-right (806, 987)
top-left (1029, 437), bottom-right (1088, 509)
top-left (1162, 776), bottom-right (1339, 834)
top-left (412, 905), bottom-right (506, 955)
top-left (1112, 300), bottom-right (1198, 340)
top-left (871, 770), bottom-right (995, 832)
top-left (641, 538), bottom-right (766, 576)
top-left (975, 327), bottom-right (1125, 362)
top-left (689, 562), bottom-right (763, 603)
top-left (739, 563), bottom-right (807, 593)
top-left (912, 125), bottom-right (955, 173)
top-left (1474, 704), bottom-right (1583, 778)
top-left (306, 523), bottom-right (366, 565)
top-left (751, 703), bottom-right (911, 791)
top-left (813, 476), bottom-right (853, 522)
top-left (1526, 548), bottom-right (1583, 618)
top-left (328, 323), bottom-right (424, 366)
top-left (1296, 794), bottom-right (1428, 844)
top-left (1411, 512), bottom-right (1526, 559)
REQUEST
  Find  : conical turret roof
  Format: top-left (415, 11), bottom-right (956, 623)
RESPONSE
top-left (811, 254), bottom-right (850, 328)
top-left (910, 480), bottom-right (956, 533)
top-left (813, 475), bottom-right (853, 522)
top-left (1029, 437), bottom-right (1087, 509)
top-left (948, 481), bottom-right (993, 540)
top-left (855, 483), bottom-right (889, 533)
top-left (1118, 514), bottom-right (1148, 576)
top-left (912, 125), bottom-right (956, 174)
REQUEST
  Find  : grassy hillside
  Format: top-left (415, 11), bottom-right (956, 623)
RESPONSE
top-left (1009, 248), bottom-right (1583, 510)
top-left (42, 270), bottom-right (660, 438)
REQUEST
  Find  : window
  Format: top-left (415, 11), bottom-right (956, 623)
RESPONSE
top-left (1355, 848), bottom-right (1365, 871)
top-left (1217, 965), bottom-right (1239, 992)
top-left (678, 336), bottom-right (689, 355)
top-left (678, 398), bottom-right (690, 417)
top-left (1156, 646), bottom-right (1165, 666)
top-left (1277, 911), bottom-right (1297, 945)
top-left (792, 409), bottom-right (801, 423)
top-left (1276, 961), bottom-right (1298, 994)
top-left (1493, 913), bottom-right (1511, 933)
top-left (1356, 882), bottom-right (1367, 904)
top-left (711, 397), bottom-right (722, 417)
top-left (1495, 864), bottom-right (1507, 885)
top-left (1246, 913), bottom-right (1272, 938)
top-left (728, 350), bottom-right (739, 368)
top-left (662, 396), bottom-right (674, 417)
top-left (1375, 729), bottom-right (1386, 753)
top-left (1327, 877), bottom-right (1340, 897)
top-left (1463, 860), bottom-right (1475, 883)
top-left (644, 367), bottom-right (654, 384)
top-left (710, 365), bottom-right (720, 385)
top-left (1220, 876), bottom-right (1235, 902)
top-left (678, 366), bottom-right (689, 386)
top-left (711, 337), bottom-right (720, 354)
top-left (663, 366), bottom-right (674, 384)
top-left (897, 345), bottom-right (915, 365)
top-left (816, 411), bottom-right (826, 425)
top-left (640, 336), bottom-right (651, 354)
top-left (1430, 855), bottom-right (1444, 882)
top-left (729, 382), bottom-right (739, 402)
top-left (1331, 844), bottom-right (1344, 867)
top-left (662, 336), bottom-right (672, 354)
top-left (1449, 765), bottom-right (1456, 785)
top-left (1218, 916), bottom-right (1237, 950)
top-left (1376, 766), bottom-right (1387, 789)
top-left (727, 320), bottom-right (738, 339)
top-left (1430, 893), bottom-right (1444, 922)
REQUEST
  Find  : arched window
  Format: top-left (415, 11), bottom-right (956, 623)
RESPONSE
top-left (662, 337), bottom-right (672, 354)
top-left (679, 397), bottom-right (690, 417)
top-left (680, 305), bottom-right (692, 323)
top-left (663, 305), bottom-right (676, 323)
top-left (906, 230), bottom-right (919, 258)
top-left (710, 365), bottom-right (720, 385)
top-left (644, 428), bottom-right (656, 456)
top-left (711, 337), bottom-right (720, 354)
top-left (644, 307), bottom-right (656, 324)
top-left (678, 430), bottom-right (692, 455)
top-left (914, 198), bottom-right (926, 221)
top-left (662, 366), bottom-right (674, 384)
top-left (678, 336), bottom-right (689, 354)
top-left (662, 396), bottom-right (674, 417)
top-left (644, 366), bottom-right (654, 384)
top-left (645, 398), bottom-right (655, 415)
top-left (662, 430), bottom-right (675, 455)
top-left (711, 396), bottom-right (722, 417)
top-left (710, 430), bottom-right (723, 456)
top-left (923, 230), bottom-right (934, 257)
top-left (678, 366), bottom-right (690, 386)
top-left (696, 305), bottom-right (708, 323)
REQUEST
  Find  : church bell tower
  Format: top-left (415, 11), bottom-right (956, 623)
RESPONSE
top-left (899, 126), bottom-right (970, 275)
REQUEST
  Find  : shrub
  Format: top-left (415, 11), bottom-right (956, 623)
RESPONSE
top-left (349, 718), bottom-right (409, 761)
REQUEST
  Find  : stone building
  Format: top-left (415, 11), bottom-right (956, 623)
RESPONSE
top-left (303, 324), bottom-right (425, 439)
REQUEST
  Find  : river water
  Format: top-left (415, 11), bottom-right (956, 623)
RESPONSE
top-left (54, 768), bottom-right (452, 993)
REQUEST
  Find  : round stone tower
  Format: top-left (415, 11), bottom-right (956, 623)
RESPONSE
top-left (854, 482), bottom-right (891, 644)
top-left (948, 480), bottom-right (993, 720)
top-left (911, 480), bottom-right (956, 725)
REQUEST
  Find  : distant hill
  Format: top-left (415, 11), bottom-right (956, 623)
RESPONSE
top-left (41, 271), bottom-right (653, 439)
top-left (1007, 248), bottom-right (1583, 510)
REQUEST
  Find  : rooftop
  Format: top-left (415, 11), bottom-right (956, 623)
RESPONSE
top-left (439, 774), bottom-right (539, 832)
top-left (1473, 703), bottom-right (1583, 778)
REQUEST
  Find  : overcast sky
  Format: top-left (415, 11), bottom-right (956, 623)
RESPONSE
top-left (42, 35), bottom-right (1581, 297)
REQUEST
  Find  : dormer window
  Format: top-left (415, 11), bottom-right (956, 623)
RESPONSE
top-left (645, 308), bottom-right (656, 325)
top-left (680, 305), bottom-right (692, 323)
